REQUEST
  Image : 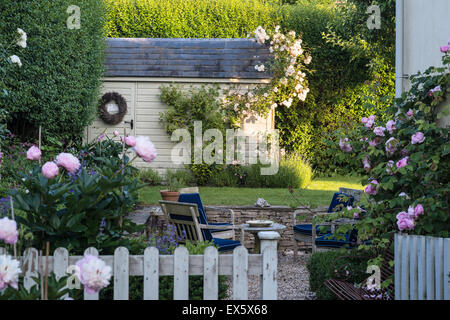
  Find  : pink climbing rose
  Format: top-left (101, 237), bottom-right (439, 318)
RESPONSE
top-left (134, 136), bottom-right (157, 162)
top-left (363, 156), bottom-right (371, 171)
top-left (373, 126), bottom-right (386, 137)
top-left (339, 138), bottom-right (353, 153)
top-left (414, 204), bottom-right (424, 218)
top-left (75, 255), bottom-right (112, 294)
top-left (364, 180), bottom-right (379, 195)
top-left (0, 217), bottom-right (18, 245)
top-left (406, 109), bottom-right (413, 117)
top-left (56, 153), bottom-right (81, 174)
top-left (397, 216), bottom-right (415, 231)
top-left (396, 156), bottom-right (409, 169)
top-left (440, 46), bottom-right (449, 53)
top-left (386, 120), bottom-right (396, 134)
top-left (42, 161), bottom-right (59, 179)
top-left (411, 132), bottom-right (425, 145)
top-left (113, 130), bottom-right (119, 136)
top-left (26, 146), bottom-right (41, 161)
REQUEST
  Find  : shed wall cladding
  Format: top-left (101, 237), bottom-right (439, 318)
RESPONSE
top-left (87, 38), bottom-right (273, 174)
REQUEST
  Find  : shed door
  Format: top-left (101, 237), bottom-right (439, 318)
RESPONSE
top-left (87, 81), bottom-right (136, 142)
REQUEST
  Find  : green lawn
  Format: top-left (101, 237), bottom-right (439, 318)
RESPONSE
top-left (138, 175), bottom-right (364, 207)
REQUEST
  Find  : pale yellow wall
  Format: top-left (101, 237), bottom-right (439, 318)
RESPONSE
top-left (87, 77), bottom-right (273, 174)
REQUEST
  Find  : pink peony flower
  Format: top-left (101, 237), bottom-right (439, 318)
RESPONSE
top-left (26, 146), bottom-right (41, 161)
top-left (42, 161), bottom-right (59, 179)
top-left (339, 138), bottom-right (353, 153)
top-left (365, 119), bottom-right (375, 129)
top-left (124, 136), bottom-right (137, 147)
top-left (361, 117), bottom-right (368, 124)
top-left (56, 153), bottom-right (81, 174)
top-left (411, 132), bottom-right (425, 145)
top-left (406, 109), bottom-right (413, 117)
top-left (113, 130), bottom-right (119, 136)
top-left (0, 255), bottom-right (21, 290)
top-left (386, 120), bottom-right (396, 134)
top-left (76, 255), bottom-right (112, 294)
top-left (134, 136), bottom-right (157, 162)
top-left (396, 156), bottom-right (409, 169)
top-left (0, 217), bottom-right (18, 245)
top-left (440, 46), bottom-right (450, 53)
top-left (368, 115), bottom-right (376, 121)
top-left (364, 180), bottom-right (379, 195)
top-left (414, 204), bottom-right (424, 218)
top-left (373, 126), bottom-right (386, 137)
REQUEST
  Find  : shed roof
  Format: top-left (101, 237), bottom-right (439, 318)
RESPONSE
top-left (104, 38), bottom-right (272, 79)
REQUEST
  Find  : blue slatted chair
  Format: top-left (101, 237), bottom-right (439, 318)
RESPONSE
top-left (178, 193), bottom-right (235, 240)
top-left (293, 192), bottom-right (357, 257)
top-left (159, 200), bottom-right (243, 252)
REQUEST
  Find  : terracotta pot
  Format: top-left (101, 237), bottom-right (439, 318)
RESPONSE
top-left (160, 190), bottom-right (180, 202)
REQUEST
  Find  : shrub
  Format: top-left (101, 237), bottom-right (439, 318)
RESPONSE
top-left (0, 0), bottom-right (106, 142)
top-left (307, 249), bottom-right (370, 300)
top-left (278, 1), bottom-right (394, 172)
top-left (138, 168), bottom-right (162, 186)
top-left (105, 0), bottom-right (280, 38)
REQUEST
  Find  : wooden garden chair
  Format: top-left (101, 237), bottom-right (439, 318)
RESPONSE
top-left (159, 200), bottom-right (244, 252)
top-left (324, 240), bottom-right (395, 300)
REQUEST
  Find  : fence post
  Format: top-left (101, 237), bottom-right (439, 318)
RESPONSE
top-left (259, 231), bottom-right (280, 300)
top-left (174, 246), bottom-right (189, 300)
top-left (54, 247), bottom-right (69, 299)
top-left (84, 247), bottom-right (100, 300)
top-left (203, 246), bottom-right (219, 300)
top-left (233, 246), bottom-right (248, 300)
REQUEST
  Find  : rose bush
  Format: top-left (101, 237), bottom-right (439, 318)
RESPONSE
top-left (320, 46), bottom-right (449, 256)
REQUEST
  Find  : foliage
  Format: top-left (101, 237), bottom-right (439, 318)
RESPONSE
top-left (105, 0), bottom-right (280, 38)
top-left (320, 52), bottom-right (450, 265)
top-left (306, 249), bottom-right (372, 300)
top-left (0, 0), bottom-right (106, 141)
top-left (138, 168), bottom-right (163, 186)
top-left (0, 273), bottom-right (71, 300)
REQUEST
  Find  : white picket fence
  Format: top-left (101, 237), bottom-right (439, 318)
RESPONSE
top-left (0, 231), bottom-right (279, 300)
top-left (394, 233), bottom-right (450, 300)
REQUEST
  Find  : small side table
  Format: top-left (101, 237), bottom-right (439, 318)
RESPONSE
top-left (241, 223), bottom-right (286, 253)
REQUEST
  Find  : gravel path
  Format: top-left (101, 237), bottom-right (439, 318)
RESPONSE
top-left (224, 250), bottom-right (316, 300)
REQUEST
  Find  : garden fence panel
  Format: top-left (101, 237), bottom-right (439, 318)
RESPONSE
top-left (1, 232), bottom-right (279, 300)
top-left (395, 234), bottom-right (449, 300)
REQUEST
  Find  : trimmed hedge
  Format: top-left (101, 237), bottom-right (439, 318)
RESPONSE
top-left (105, 0), bottom-right (280, 38)
top-left (0, 0), bottom-right (106, 141)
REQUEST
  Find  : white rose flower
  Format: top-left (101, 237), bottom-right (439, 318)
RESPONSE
top-left (9, 55), bottom-right (22, 67)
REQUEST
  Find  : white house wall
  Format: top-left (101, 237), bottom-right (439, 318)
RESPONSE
top-left (88, 78), bottom-right (272, 174)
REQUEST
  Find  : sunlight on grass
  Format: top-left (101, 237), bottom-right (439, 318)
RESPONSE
top-left (138, 175), bottom-right (365, 206)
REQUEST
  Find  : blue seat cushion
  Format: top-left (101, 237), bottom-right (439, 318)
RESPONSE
top-left (212, 238), bottom-right (241, 252)
top-left (293, 224), bottom-right (331, 236)
top-left (209, 222), bottom-right (233, 234)
top-left (328, 192), bottom-right (355, 213)
top-left (315, 233), bottom-right (354, 248)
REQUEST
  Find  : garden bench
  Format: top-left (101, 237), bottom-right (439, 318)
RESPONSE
top-left (323, 240), bottom-right (394, 300)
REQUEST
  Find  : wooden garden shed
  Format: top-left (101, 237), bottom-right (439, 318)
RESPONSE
top-left (87, 38), bottom-right (273, 173)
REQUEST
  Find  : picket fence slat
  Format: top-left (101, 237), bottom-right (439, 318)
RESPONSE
top-left (114, 247), bottom-right (129, 300)
top-left (203, 246), bottom-right (218, 300)
top-left (84, 247), bottom-right (99, 300)
top-left (174, 246), bottom-right (189, 300)
top-left (395, 234), bottom-right (449, 300)
top-left (1, 231), bottom-right (280, 300)
top-left (233, 246), bottom-right (248, 300)
top-left (144, 247), bottom-right (159, 300)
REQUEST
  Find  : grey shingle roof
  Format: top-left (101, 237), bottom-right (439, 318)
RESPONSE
top-left (104, 38), bottom-right (272, 79)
